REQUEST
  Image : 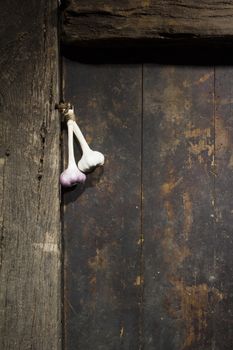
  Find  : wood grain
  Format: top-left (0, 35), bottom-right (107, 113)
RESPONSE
top-left (141, 63), bottom-right (233, 349)
top-left (213, 67), bottom-right (233, 349)
top-left (63, 60), bottom-right (143, 349)
top-left (0, 1), bottom-right (61, 349)
top-left (62, 61), bottom-right (233, 349)
top-left (142, 65), bottom-right (222, 349)
top-left (62, 0), bottom-right (233, 48)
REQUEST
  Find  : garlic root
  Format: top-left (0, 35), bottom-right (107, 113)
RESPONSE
top-left (60, 120), bottom-right (86, 187)
top-left (72, 121), bottom-right (105, 173)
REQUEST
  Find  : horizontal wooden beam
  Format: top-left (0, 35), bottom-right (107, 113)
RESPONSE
top-left (62, 0), bottom-right (233, 48)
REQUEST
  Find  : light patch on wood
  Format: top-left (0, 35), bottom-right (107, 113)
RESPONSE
top-left (33, 242), bottom-right (58, 253)
top-left (87, 98), bottom-right (98, 109)
top-left (182, 192), bottom-right (193, 240)
top-left (120, 326), bottom-right (124, 338)
top-left (137, 237), bottom-right (144, 245)
top-left (162, 190), bottom-right (223, 349)
top-left (162, 227), bottom-right (191, 269)
top-left (89, 275), bottom-right (97, 295)
top-left (186, 153), bottom-right (193, 169)
top-left (198, 73), bottom-right (213, 84)
top-left (185, 128), bottom-right (211, 139)
top-left (188, 140), bottom-right (213, 157)
top-left (161, 177), bottom-right (183, 195)
top-left (162, 200), bottom-right (191, 269)
top-left (143, 0), bottom-right (150, 7)
top-left (163, 84), bottom-right (184, 125)
top-left (185, 126), bottom-right (213, 163)
top-left (215, 97), bottom-right (233, 105)
top-left (160, 137), bottom-right (181, 159)
top-left (228, 153), bottom-right (233, 169)
top-left (163, 71), bottom-right (188, 121)
top-left (89, 276), bottom-right (96, 285)
top-left (33, 231), bottom-right (59, 253)
top-left (88, 248), bottom-right (108, 270)
top-left (134, 275), bottom-right (143, 286)
top-left (184, 100), bottom-right (192, 111)
top-left (215, 116), bottom-right (230, 154)
top-left (156, 75), bottom-right (186, 157)
top-left (0, 158), bottom-right (5, 226)
top-left (183, 72), bottom-right (213, 87)
top-left (164, 200), bottom-right (175, 221)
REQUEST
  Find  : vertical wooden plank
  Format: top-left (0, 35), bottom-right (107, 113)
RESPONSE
top-left (0, 1), bottom-right (61, 349)
top-left (213, 66), bottom-right (233, 349)
top-left (143, 65), bottom-right (222, 349)
top-left (63, 61), bottom-right (142, 349)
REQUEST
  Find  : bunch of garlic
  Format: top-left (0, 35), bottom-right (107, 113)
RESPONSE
top-left (60, 105), bottom-right (105, 188)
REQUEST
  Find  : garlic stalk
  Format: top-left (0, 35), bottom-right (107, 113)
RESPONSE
top-left (60, 120), bottom-right (86, 187)
top-left (72, 121), bottom-right (105, 173)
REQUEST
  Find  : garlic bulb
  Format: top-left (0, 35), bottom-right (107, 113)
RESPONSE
top-left (72, 121), bottom-right (105, 173)
top-left (60, 120), bottom-right (86, 187)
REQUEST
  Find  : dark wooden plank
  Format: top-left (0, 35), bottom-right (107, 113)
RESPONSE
top-left (63, 60), bottom-right (143, 349)
top-left (62, 0), bottom-right (233, 48)
top-left (213, 67), bottom-right (233, 349)
top-left (0, 1), bottom-right (61, 349)
top-left (142, 65), bottom-right (223, 349)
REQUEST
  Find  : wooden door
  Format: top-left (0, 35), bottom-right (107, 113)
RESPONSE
top-left (2, 1), bottom-right (233, 349)
top-left (62, 57), bottom-right (233, 349)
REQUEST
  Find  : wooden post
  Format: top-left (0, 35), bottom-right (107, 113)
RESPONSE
top-left (0, 1), bottom-right (61, 349)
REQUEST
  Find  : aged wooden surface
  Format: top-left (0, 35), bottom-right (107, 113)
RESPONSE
top-left (62, 0), bottom-right (233, 48)
top-left (63, 60), bottom-right (143, 349)
top-left (143, 65), bottom-right (218, 349)
top-left (143, 64), bottom-right (233, 349)
top-left (63, 58), bottom-right (233, 349)
top-left (0, 1), bottom-right (61, 349)
top-left (213, 67), bottom-right (233, 348)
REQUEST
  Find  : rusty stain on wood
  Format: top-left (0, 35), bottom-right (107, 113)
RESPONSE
top-left (167, 281), bottom-right (223, 349)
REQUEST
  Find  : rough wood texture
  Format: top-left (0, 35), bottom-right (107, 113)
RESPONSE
top-left (0, 1), bottom-right (61, 349)
top-left (143, 65), bottom-right (218, 349)
top-left (143, 64), bottom-right (233, 349)
top-left (62, 0), bottom-right (233, 48)
top-left (63, 60), bottom-right (233, 349)
top-left (213, 67), bottom-right (233, 348)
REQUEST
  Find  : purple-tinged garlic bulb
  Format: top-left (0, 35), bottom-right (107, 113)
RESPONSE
top-left (60, 165), bottom-right (86, 187)
top-left (60, 120), bottom-right (86, 187)
top-left (72, 121), bottom-right (105, 173)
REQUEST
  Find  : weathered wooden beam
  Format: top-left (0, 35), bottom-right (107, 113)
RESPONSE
top-left (0, 1), bottom-right (61, 349)
top-left (62, 0), bottom-right (233, 48)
